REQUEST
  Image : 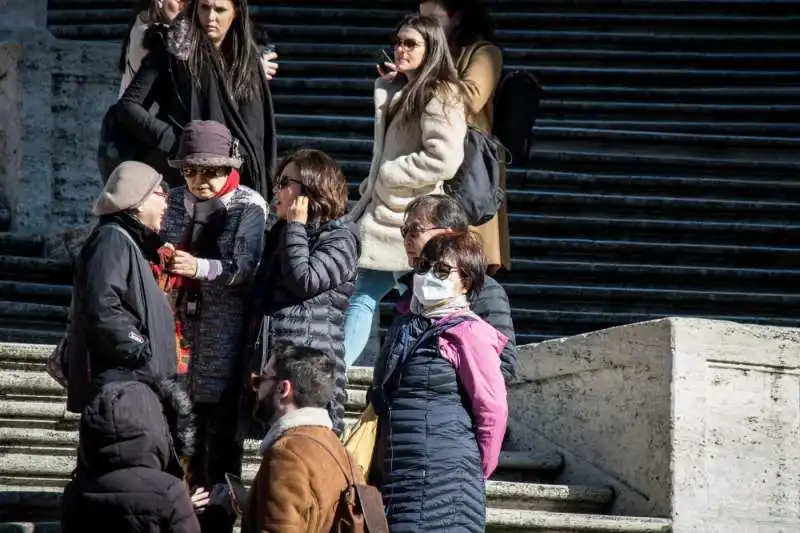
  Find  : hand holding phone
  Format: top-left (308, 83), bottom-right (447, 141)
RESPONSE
top-left (376, 48), bottom-right (397, 81)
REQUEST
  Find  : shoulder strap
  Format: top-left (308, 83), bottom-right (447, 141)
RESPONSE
top-left (293, 432), bottom-right (359, 487)
top-left (106, 223), bottom-right (150, 331)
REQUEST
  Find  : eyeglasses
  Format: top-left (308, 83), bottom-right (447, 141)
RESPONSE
top-left (250, 373), bottom-right (279, 390)
top-left (400, 224), bottom-right (443, 239)
top-left (273, 175), bottom-right (305, 191)
top-left (413, 256), bottom-right (457, 280)
top-left (394, 37), bottom-right (424, 50)
top-left (181, 167), bottom-right (228, 180)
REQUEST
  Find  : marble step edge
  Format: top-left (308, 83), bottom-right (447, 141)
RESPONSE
top-left (0, 370), bottom-right (372, 408)
top-left (0, 427), bottom-right (561, 474)
top-left (0, 510), bottom-right (673, 533)
top-left (0, 347), bottom-right (375, 384)
top-left (0, 455), bottom-right (606, 512)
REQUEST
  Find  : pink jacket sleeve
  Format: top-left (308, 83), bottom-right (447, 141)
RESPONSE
top-left (439, 316), bottom-right (509, 478)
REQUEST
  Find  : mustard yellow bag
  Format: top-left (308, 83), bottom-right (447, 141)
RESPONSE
top-left (341, 403), bottom-right (378, 479)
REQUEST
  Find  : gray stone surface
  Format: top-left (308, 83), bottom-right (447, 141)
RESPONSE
top-left (509, 317), bottom-right (800, 532)
top-left (0, 43), bottom-right (21, 229)
top-left (0, 34), bottom-right (116, 233)
top-left (2, 0), bottom-right (48, 28)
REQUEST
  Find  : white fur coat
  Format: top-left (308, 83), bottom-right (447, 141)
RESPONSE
top-left (350, 78), bottom-right (467, 272)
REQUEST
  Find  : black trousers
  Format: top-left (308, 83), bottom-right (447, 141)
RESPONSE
top-left (188, 396), bottom-right (242, 533)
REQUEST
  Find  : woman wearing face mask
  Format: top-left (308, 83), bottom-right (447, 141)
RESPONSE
top-left (241, 149), bottom-right (358, 440)
top-left (159, 120), bottom-right (267, 533)
top-left (369, 231), bottom-right (508, 533)
top-left (344, 14), bottom-right (468, 367)
top-left (117, 0), bottom-right (277, 196)
top-left (118, 0), bottom-right (185, 97)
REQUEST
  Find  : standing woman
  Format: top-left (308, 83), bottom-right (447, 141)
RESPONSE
top-left (419, 0), bottom-right (509, 274)
top-left (118, 0), bottom-right (185, 97)
top-left (160, 120), bottom-right (267, 533)
top-left (117, 0), bottom-right (277, 196)
top-left (344, 14), bottom-right (468, 366)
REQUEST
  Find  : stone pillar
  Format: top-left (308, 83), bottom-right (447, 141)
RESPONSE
top-left (509, 318), bottom-right (800, 532)
top-left (0, 0), bottom-right (54, 234)
top-left (0, 43), bottom-right (22, 228)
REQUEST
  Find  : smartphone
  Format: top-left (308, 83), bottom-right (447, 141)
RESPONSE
top-left (375, 48), bottom-right (393, 72)
top-left (225, 473), bottom-right (248, 515)
top-left (262, 43), bottom-right (277, 57)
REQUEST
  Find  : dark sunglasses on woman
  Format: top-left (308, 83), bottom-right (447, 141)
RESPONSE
top-left (413, 256), bottom-right (457, 281)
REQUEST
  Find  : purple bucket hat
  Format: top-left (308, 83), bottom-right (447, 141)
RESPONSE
top-left (168, 120), bottom-right (243, 169)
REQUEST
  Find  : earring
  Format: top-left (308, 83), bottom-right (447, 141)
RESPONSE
top-left (157, 0), bottom-right (164, 9)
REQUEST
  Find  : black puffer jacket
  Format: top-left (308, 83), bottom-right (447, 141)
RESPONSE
top-left (62, 377), bottom-right (199, 533)
top-left (241, 218), bottom-right (359, 436)
top-left (67, 214), bottom-right (177, 414)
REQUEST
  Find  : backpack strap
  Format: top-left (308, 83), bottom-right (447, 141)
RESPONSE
top-left (458, 40), bottom-right (492, 73)
top-left (293, 432), bottom-right (358, 486)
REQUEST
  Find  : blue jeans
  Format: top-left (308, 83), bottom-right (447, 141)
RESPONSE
top-left (344, 268), bottom-right (408, 367)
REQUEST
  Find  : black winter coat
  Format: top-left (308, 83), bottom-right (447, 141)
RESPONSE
top-left (116, 16), bottom-right (277, 195)
top-left (241, 219), bottom-right (359, 436)
top-left (67, 214), bottom-right (177, 413)
top-left (62, 379), bottom-right (200, 533)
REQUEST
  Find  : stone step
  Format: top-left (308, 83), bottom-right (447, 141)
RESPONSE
top-left (45, 5), bottom-right (798, 32)
top-left (0, 510), bottom-right (674, 533)
top-left (0, 466), bottom-right (577, 512)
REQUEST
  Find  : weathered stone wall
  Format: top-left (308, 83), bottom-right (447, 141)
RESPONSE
top-left (1, 0), bottom-right (117, 234)
top-left (509, 317), bottom-right (800, 532)
top-left (0, 42), bottom-right (22, 227)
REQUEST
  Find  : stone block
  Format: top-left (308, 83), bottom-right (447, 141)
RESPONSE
top-left (1, 0), bottom-right (48, 29)
top-left (509, 317), bottom-right (800, 532)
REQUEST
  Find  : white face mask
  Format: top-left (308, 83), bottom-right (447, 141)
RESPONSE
top-left (412, 272), bottom-right (458, 307)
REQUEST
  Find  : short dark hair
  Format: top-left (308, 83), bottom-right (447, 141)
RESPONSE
top-left (271, 342), bottom-right (335, 409)
top-left (420, 231), bottom-right (486, 299)
top-left (273, 149), bottom-right (348, 225)
top-left (405, 195), bottom-right (469, 231)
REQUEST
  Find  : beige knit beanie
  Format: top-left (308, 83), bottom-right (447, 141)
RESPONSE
top-left (93, 161), bottom-right (163, 216)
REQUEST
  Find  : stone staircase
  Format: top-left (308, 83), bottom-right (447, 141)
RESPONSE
top-left (0, 342), bottom-right (672, 532)
top-left (25, 0), bottom-right (800, 346)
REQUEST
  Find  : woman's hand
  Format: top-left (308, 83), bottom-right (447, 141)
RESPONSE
top-left (287, 196), bottom-right (309, 225)
top-left (377, 61), bottom-right (398, 82)
top-left (168, 250), bottom-right (198, 278)
top-left (261, 51), bottom-right (279, 81)
top-left (190, 487), bottom-right (210, 514)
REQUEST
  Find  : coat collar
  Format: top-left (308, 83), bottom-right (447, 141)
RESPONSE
top-left (259, 407), bottom-right (333, 456)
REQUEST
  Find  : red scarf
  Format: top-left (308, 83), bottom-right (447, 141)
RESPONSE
top-left (149, 170), bottom-right (242, 375)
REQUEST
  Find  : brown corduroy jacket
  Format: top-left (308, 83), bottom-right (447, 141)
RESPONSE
top-left (241, 425), bottom-right (365, 533)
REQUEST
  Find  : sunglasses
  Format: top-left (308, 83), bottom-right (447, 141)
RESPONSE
top-left (394, 37), bottom-right (424, 50)
top-left (154, 190), bottom-right (168, 199)
top-left (273, 175), bottom-right (306, 191)
top-left (181, 167), bottom-right (228, 180)
top-left (400, 224), bottom-right (444, 239)
top-left (250, 373), bottom-right (279, 391)
top-left (413, 256), bottom-right (458, 281)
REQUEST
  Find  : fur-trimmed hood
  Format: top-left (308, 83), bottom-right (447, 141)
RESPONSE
top-left (78, 377), bottom-right (195, 475)
top-left (143, 10), bottom-right (191, 61)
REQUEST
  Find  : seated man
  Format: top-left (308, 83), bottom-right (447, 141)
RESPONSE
top-left (400, 195), bottom-right (517, 383)
top-left (243, 343), bottom-right (366, 533)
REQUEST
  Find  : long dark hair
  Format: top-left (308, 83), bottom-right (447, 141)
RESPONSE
top-left (423, 0), bottom-right (495, 47)
top-left (118, 0), bottom-right (165, 74)
top-left (187, 0), bottom-right (261, 104)
top-left (390, 14), bottom-right (466, 127)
